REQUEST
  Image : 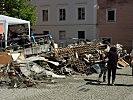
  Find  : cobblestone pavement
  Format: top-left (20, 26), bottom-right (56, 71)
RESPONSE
top-left (0, 67), bottom-right (133, 100)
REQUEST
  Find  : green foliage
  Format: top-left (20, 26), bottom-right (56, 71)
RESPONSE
top-left (2, 0), bottom-right (36, 25)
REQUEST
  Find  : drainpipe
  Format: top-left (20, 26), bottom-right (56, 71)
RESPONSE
top-left (96, 0), bottom-right (99, 40)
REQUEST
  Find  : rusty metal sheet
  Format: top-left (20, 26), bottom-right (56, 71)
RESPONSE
top-left (0, 52), bottom-right (13, 65)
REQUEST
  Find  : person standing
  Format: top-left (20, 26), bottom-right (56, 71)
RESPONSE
top-left (98, 52), bottom-right (107, 83)
top-left (30, 29), bottom-right (36, 43)
top-left (107, 47), bottom-right (118, 85)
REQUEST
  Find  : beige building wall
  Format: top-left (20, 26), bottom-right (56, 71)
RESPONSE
top-left (32, 25), bottom-right (97, 46)
top-left (31, 0), bottom-right (97, 46)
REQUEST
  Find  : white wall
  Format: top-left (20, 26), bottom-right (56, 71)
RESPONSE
top-left (31, 0), bottom-right (97, 45)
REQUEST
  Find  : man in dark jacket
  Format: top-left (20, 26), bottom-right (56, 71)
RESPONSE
top-left (107, 47), bottom-right (118, 85)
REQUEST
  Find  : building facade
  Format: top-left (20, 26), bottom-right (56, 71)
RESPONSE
top-left (31, 0), bottom-right (97, 47)
top-left (97, 0), bottom-right (133, 52)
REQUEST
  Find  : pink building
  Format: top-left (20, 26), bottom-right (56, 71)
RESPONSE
top-left (97, 0), bottom-right (133, 52)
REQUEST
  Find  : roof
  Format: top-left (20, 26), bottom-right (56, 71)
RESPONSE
top-left (0, 15), bottom-right (30, 25)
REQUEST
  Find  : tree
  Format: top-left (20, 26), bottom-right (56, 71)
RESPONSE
top-left (0, 1), bottom-right (4, 14)
top-left (1, 0), bottom-right (36, 25)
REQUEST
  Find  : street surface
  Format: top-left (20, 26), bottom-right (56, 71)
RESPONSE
top-left (0, 66), bottom-right (133, 100)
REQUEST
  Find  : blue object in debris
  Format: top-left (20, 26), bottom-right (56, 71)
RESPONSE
top-left (31, 31), bottom-right (36, 43)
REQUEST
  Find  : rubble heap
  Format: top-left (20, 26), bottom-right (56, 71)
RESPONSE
top-left (0, 40), bottom-right (130, 88)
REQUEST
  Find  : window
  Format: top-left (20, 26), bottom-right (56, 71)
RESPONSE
top-left (59, 31), bottom-right (66, 40)
top-left (42, 10), bottom-right (48, 21)
top-left (59, 9), bottom-right (66, 21)
top-left (43, 31), bottom-right (49, 35)
top-left (78, 31), bottom-right (85, 39)
top-left (107, 9), bottom-right (116, 22)
top-left (78, 7), bottom-right (85, 20)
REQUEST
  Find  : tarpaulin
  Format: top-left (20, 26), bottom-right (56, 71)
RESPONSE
top-left (0, 23), bottom-right (3, 34)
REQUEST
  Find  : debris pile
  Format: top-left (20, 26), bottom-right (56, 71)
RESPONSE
top-left (0, 40), bottom-right (130, 88)
top-left (0, 52), bottom-right (65, 88)
top-left (50, 41), bottom-right (108, 74)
